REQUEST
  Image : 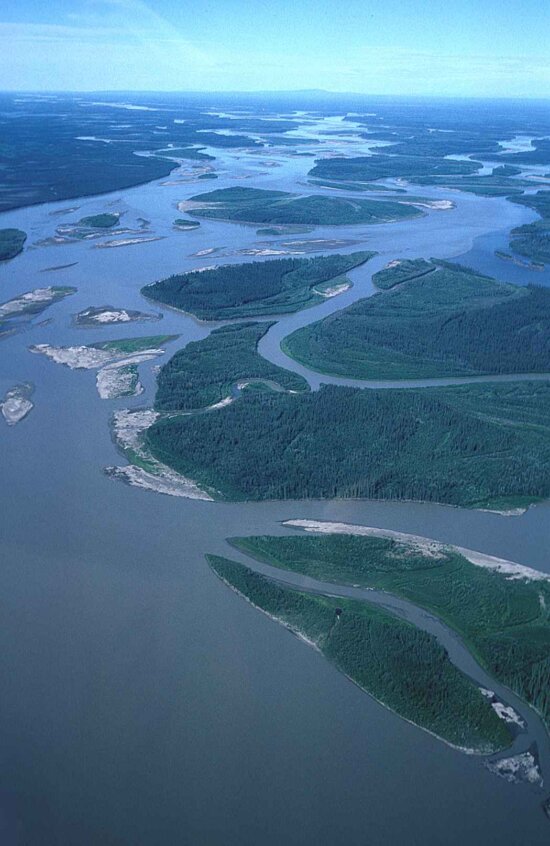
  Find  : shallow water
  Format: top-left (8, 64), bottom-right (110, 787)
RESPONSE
top-left (1, 112), bottom-right (550, 845)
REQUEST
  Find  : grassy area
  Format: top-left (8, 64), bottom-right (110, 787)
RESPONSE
top-left (145, 381), bottom-right (550, 509)
top-left (228, 532), bottom-right (550, 731)
top-left (207, 554), bottom-right (511, 752)
top-left (78, 213), bottom-right (120, 228)
top-left (0, 228), bottom-right (27, 261)
top-left (154, 322), bottom-right (308, 411)
top-left (141, 251), bottom-right (375, 320)
top-left (93, 334), bottom-right (179, 354)
top-left (282, 263), bottom-right (550, 379)
top-left (372, 258), bottom-right (436, 289)
top-left (186, 186), bottom-right (422, 226)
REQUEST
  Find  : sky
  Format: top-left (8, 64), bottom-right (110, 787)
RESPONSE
top-left (1, 0), bottom-right (550, 97)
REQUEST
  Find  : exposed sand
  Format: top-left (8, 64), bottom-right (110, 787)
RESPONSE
top-left (283, 520), bottom-right (550, 582)
top-left (1, 384), bottom-right (34, 426)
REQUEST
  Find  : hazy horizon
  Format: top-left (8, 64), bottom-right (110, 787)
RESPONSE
top-left (2, 0), bottom-right (549, 98)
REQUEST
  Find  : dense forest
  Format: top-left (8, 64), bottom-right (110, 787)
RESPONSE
top-left (283, 265), bottom-right (550, 379)
top-left (78, 213), bottom-right (119, 229)
top-left (230, 533), bottom-right (550, 731)
top-left (145, 381), bottom-right (550, 509)
top-left (372, 258), bottom-right (436, 289)
top-left (308, 154), bottom-right (481, 183)
top-left (0, 228), bottom-right (27, 261)
top-left (207, 555), bottom-right (511, 752)
top-left (509, 191), bottom-right (550, 264)
top-left (186, 186), bottom-right (421, 226)
top-left (154, 322), bottom-right (308, 411)
top-left (142, 251), bottom-right (374, 320)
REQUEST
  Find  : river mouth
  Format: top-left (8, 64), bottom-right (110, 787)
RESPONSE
top-left (2, 103), bottom-right (550, 844)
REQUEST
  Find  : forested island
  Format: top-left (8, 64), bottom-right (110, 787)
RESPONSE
top-left (154, 322), bottom-right (308, 411)
top-left (145, 381), bottom-right (550, 509)
top-left (207, 554), bottom-right (512, 752)
top-left (0, 228), bottom-right (27, 261)
top-left (142, 251), bottom-right (374, 319)
top-left (226, 528), bottom-right (550, 733)
top-left (283, 262), bottom-right (550, 379)
top-left (509, 192), bottom-right (550, 265)
top-left (78, 213), bottom-right (120, 229)
top-left (372, 258), bottom-right (437, 289)
top-left (184, 187), bottom-right (422, 225)
top-left (308, 154), bottom-right (482, 183)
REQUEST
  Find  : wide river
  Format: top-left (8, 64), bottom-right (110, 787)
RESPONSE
top-left (1, 119), bottom-right (550, 844)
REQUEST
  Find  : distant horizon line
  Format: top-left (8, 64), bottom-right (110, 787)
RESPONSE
top-left (2, 88), bottom-right (550, 102)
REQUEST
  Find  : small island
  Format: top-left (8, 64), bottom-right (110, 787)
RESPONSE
top-left (1, 383), bottom-right (34, 425)
top-left (181, 186), bottom-right (423, 226)
top-left (173, 219), bottom-right (201, 231)
top-left (227, 524), bottom-right (550, 738)
top-left (0, 287), bottom-right (76, 335)
top-left (308, 154), bottom-right (481, 183)
top-left (0, 228), bottom-right (27, 261)
top-left (74, 305), bottom-right (161, 326)
top-left (30, 335), bottom-right (178, 399)
top-left (206, 553), bottom-right (512, 753)
top-left (142, 251), bottom-right (374, 320)
top-left (78, 213), bottom-right (120, 229)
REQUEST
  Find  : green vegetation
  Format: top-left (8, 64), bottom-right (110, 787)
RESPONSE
top-left (197, 172), bottom-right (218, 180)
top-left (141, 251), bottom-right (375, 320)
top-left (0, 228), bottom-right (27, 261)
top-left (372, 258), bottom-right (436, 290)
top-left (145, 380), bottom-right (550, 509)
top-left (93, 334), bottom-right (178, 354)
top-left (283, 264), bottom-right (550, 379)
top-left (413, 176), bottom-right (527, 197)
top-left (256, 226), bottom-right (315, 236)
top-left (229, 533), bottom-right (550, 731)
top-left (207, 554), bottom-right (511, 752)
top-left (308, 155), bottom-right (481, 183)
top-left (0, 286), bottom-right (76, 320)
top-left (308, 179), bottom-right (406, 193)
top-left (157, 147), bottom-right (215, 161)
top-left (499, 139), bottom-right (550, 167)
top-left (78, 213), bottom-right (120, 229)
top-left (509, 192), bottom-right (550, 265)
top-left (154, 322), bottom-right (308, 411)
top-left (173, 219), bottom-right (201, 230)
top-left (186, 186), bottom-right (422, 226)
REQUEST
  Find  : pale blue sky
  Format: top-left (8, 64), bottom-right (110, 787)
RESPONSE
top-left (2, 0), bottom-right (549, 97)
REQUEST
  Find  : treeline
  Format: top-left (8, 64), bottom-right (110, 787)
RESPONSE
top-left (186, 186), bottom-right (419, 226)
top-left (154, 322), bottom-right (308, 411)
top-left (207, 554), bottom-right (511, 752)
top-left (284, 267), bottom-right (550, 379)
top-left (0, 228), bottom-right (27, 261)
top-left (372, 259), bottom-right (436, 289)
top-left (308, 154), bottom-right (481, 183)
top-left (229, 533), bottom-right (550, 731)
top-left (145, 382), bottom-right (550, 508)
top-left (142, 251), bottom-right (374, 320)
top-left (510, 191), bottom-right (550, 265)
